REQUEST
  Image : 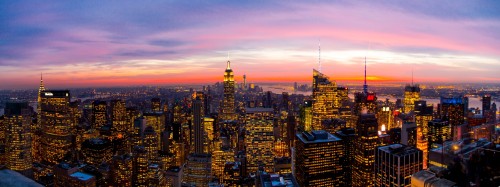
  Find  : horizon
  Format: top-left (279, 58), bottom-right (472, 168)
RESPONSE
top-left (1, 1), bottom-right (500, 89)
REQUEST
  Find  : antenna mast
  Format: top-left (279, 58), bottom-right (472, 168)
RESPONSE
top-left (363, 57), bottom-right (368, 94)
top-left (318, 39), bottom-right (321, 73)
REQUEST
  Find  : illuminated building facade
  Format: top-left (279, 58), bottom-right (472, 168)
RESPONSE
top-left (151, 98), bottom-right (162, 112)
top-left (352, 113), bottom-right (379, 187)
top-left (312, 69), bottom-right (338, 130)
top-left (183, 153), bottom-right (212, 186)
top-left (39, 90), bottom-right (73, 165)
top-left (143, 112), bottom-right (165, 150)
top-left (192, 97), bottom-right (203, 154)
top-left (143, 126), bottom-right (158, 161)
top-left (202, 117), bottom-right (214, 153)
top-left (439, 97), bottom-right (466, 139)
top-left (92, 100), bottom-right (108, 130)
top-left (354, 92), bottom-right (378, 115)
top-left (81, 138), bottom-right (113, 165)
top-left (294, 130), bottom-right (344, 186)
top-left (245, 119), bottom-right (274, 173)
top-left (4, 102), bottom-right (33, 176)
top-left (374, 144), bottom-right (423, 187)
top-left (147, 163), bottom-right (166, 186)
top-left (132, 146), bottom-right (148, 187)
top-left (111, 153), bottom-right (133, 187)
top-left (54, 162), bottom-right (96, 187)
top-left (403, 85), bottom-right (420, 113)
top-left (299, 100), bottom-right (313, 132)
top-left (111, 100), bottom-right (127, 134)
top-left (428, 119), bottom-right (451, 148)
top-left (221, 60), bottom-right (236, 121)
top-left (414, 100), bottom-right (433, 169)
top-left (335, 128), bottom-right (356, 186)
top-left (212, 147), bottom-right (235, 182)
top-left (165, 166), bottom-right (182, 187)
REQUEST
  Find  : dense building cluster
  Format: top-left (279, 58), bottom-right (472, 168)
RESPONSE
top-left (0, 61), bottom-right (499, 187)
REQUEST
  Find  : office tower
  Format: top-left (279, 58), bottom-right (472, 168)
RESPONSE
top-left (81, 138), bottom-right (113, 165)
top-left (151, 98), bottom-right (162, 112)
top-left (354, 58), bottom-right (378, 116)
top-left (439, 97), bottom-right (466, 140)
top-left (401, 122), bottom-right (417, 146)
top-left (282, 92), bottom-right (291, 111)
top-left (379, 105), bottom-right (393, 131)
top-left (321, 118), bottom-right (346, 135)
top-left (92, 100), bottom-right (108, 130)
top-left (165, 166), bottom-right (183, 187)
top-left (111, 153), bottom-right (133, 187)
top-left (312, 69), bottom-right (339, 130)
top-left (482, 95), bottom-right (491, 111)
top-left (352, 113), bottom-right (379, 187)
top-left (126, 107), bottom-right (140, 134)
top-left (415, 100), bottom-right (433, 169)
top-left (335, 128), bottom-right (356, 186)
top-left (183, 154), bottom-right (212, 186)
top-left (221, 60), bottom-right (236, 121)
top-left (411, 170), bottom-right (456, 187)
top-left (192, 97), bottom-right (203, 154)
top-left (299, 100), bottom-right (313, 132)
top-left (111, 100), bottom-right (127, 135)
top-left (54, 162), bottom-right (96, 187)
top-left (143, 126), bottom-right (158, 161)
top-left (37, 73), bottom-right (45, 130)
top-left (263, 91), bottom-right (273, 108)
top-left (143, 112), bottom-right (165, 150)
top-left (132, 146), bottom-right (148, 187)
top-left (294, 130), bottom-right (344, 186)
top-left (427, 119), bottom-right (451, 148)
top-left (147, 163), bottom-right (166, 186)
top-left (202, 117), bottom-right (215, 153)
top-left (4, 102), bottom-right (33, 177)
top-left (39, 90), bottom-right (73, 165)
top-left (482, 96), bottom-right (496, 123)
top-left (403, 84), bottom-right (420, 113)
top-left (212, 147), bottom-right (235, 182)
top-left (245, 119), bottom-right (274, 173)
top-left (374, 144), bottom-right (423, 187)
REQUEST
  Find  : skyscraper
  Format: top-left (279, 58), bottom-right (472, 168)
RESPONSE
top-left (428, 119), bottom-right (451, 148)
top-left (439, 97), bottom-right (466, 140)
top-left (4, 102), bottom-right (33, 177)
top-left (192, 97), bottom-right (203, 154)
top-left (312, 69), bottom-right (339, 130)
top-left (294, 130), bottom-right (344, 186)
top-left (354, 58), bottom-right (378, 115)
top-left (245, 119), bottom-right (274, 173)
top-left (414, 100), bottom-right (433, 169)
top-left (335, 128), bottom-right (356, 187)
top-left (39, 90), bottom-right (73, 165)
top-left (352, 113), bottom-right (379, 187)
top-left (374, 144), bottom-right (423, 187)
top-left (221, 60), bottom-right (236, 121)
top-left (403, 84), bottom-right (420, 113)
top-left (111, 100), bottom-right (127, 135)
top-left (92, 100), bottom-right (108, 130)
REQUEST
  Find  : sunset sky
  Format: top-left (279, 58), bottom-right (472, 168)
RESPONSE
top-left (1, 1), bottom-right (500, 89)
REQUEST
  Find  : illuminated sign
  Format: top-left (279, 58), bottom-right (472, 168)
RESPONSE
top-left (367, 94), bottom-right (375, 101)
top-left (44, 92), bottom-right (53, 96)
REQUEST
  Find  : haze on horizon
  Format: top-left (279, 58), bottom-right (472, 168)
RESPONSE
top-left (1, 0), bottom-right (500, 90)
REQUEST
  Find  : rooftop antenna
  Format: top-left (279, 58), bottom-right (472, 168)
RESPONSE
top-left (318, 39), bottom-right (321, 73)
top-left (363, 57), bottom-right (368, 94)
top-left (412, 68), bottom-right (414, 86)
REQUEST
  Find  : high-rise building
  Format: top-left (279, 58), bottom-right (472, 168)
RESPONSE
top-left (439, 97), bottom-right (466, 140)
top-left (335, 128), bottom-right (356, 187)
top-left (4, 102), bottom-right (33, 177)
top-left (482, 95), bottom-right (491, 111)
top-left (81, 138), bottom-right (113, 165)
top-left (39, 90), bottom-right (73, 165)
top-left (312, 69), bottom-right (339, 130)
top-left (221, 60), bottom-right (236, 121)
top-left (132, 146), bottom-right (148, 187)
top-left (151, 98), bottom-right (162, 112)
top-left (147, 163), bottom-right (166, 186)
top-left (192, 97), bottom-right (204, 154)
top-left (111, 153), bottom-right (133, 187)
top-left (143, 112), bottom-right (165, 150)
top-left (212, 147), bottom-right (235, 183)
top-left (92, 100), bottom-right (108, 130)
top-left (401, 122), bottom-right (417, 146)
top-left (414, 100), bottom-right (433, 169)
top-left (143, 126), bottom-right (158, 161)
top-left (111, 100), bottom-right (127, 135)
top-left (245, 119), bottom-right (274, 173)
top-left (53, 162), bottom-right (96, 187)
top-left (165, 166), bottom-right (182, 187)
top-left (354, 58), bottom-right (378, 116)
top-left (403, 84), bottom-right (420, 113)
top-left (428, 119), bottom-right (451, 148)
top-left (352, 113), bottom-right (379, 187)
top-left (183, 153), bottom-right (212, 186)
top-left (299, 100), bottom-right (313, 132)
top-left (374, 144), bottom-right (423, 187)
top-left (294, 130), bottom-right (344, 186)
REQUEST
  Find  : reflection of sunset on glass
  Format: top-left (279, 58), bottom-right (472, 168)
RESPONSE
top-left (1, 1), bottom-right (500, 89)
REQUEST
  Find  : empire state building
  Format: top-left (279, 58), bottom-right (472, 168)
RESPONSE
top-left (221, 60), bottom-right (235, 121)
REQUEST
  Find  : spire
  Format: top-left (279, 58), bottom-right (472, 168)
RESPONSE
top-left (226, 60), bottom-right (231, 70)
top-left (318, 39), bottom-right (321, 73)
top-left (363, 57), bottom-right (368, 94)
top-left (39, 72), bottom-right (45, 91)
top-left (411, 68), bottom-right (414, 86)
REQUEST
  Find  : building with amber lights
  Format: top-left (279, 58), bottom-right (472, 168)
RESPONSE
top-left (221, 60), bottom-right (236, 121)
top-left (183, 153), bottom-right (212, 186)
top-left (294, 130), bottom-right (344, 186)
top-left (299, 100), bottom-right (313, 132)
top-left (415, 100), bottom-right (433, 169)
top-left (312, 69), bottom-right (339, 130)
top-left (403, 84), bottom-right (420, 113)
top-left (143, 112), bottom-right (165, 150)
top-left (151, 98), bottom-right (162, 112)
top-left (245, 119), bottom-right (275, 173)
top-left (143, 126), bottom-right (159, 161)
top-left (111, 153), bottom-right (133, 187)
top-left (4, 102), bottom-right (33, 177)
top-left (428, 119), bottom-right (451, 148)
top-left (111, 100), bottom-right (127, 134)
top-left (132, 146), bottom-right (148, 187)
top-left (335, 128), bottom-right (356, 186)
top-left (39, 90), bottom-right (73, 165)
top-left (439, 96), bottom-right (466, 140)
top-left (354, 92), bottom-right (378, 115)
top-left (212, 147), bottom-right (235, 182)
top-left (81, 138), bottom-right (113, 165)
top-left (374, 144), bottom-right (423, 187)
top-left (92, 100), bottom-right (108, 130)
top-left (352, 113), bottom-right (379, 187)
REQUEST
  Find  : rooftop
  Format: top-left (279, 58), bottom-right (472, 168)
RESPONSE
top-left (70, 172), bottom-right (95, 181)
top-left (379, 144), bottom-right (421, 156)
top-left (296, 130), bottom-right (342, 144)
top-left (0, 169), bottom-right (43, 187)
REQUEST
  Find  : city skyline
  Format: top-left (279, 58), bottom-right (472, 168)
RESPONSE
top-left (2, 1), bottom-right (500, 89)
